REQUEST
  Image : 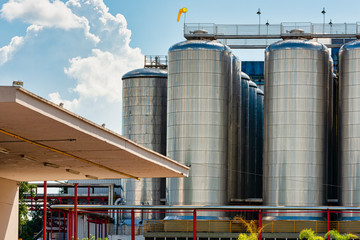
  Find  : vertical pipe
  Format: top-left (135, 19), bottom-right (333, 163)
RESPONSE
top-left (68, 211), bottom-right (71, 240)
top-left (74, 183), bottom-right (78, 240)
top-left (43, 181), bottom-right (47, 240)
top-left (131, 209), bottom-right (135, 240)
top-left (258, 210), bottom-right (262, 240)
top-left (327, 209), bottom-right (330, 240)
top-left (193, 209), bottom-right (197, 240)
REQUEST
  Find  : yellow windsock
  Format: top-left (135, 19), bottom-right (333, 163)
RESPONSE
top-left (177, 7), bottom-right (187, 22)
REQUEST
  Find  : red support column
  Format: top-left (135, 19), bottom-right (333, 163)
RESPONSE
top-left (258, 210), bottom-right (262, 240)
top-left (193, 209), bottom-right (197, 240)
top-left (327, 208), bottom-right (330, 240)
top-left (43, 181), bottom-right (47, 240)
top-left (74, 183), bottom-right (78, 240)
top-left (131, 209), bottom-right (135, 240)
top-left (68, 210), bottom-right (72, 240)
top-left (50, 209), bottom-right (53, 240)
top-left (58, 210), bottom-right (61, 240)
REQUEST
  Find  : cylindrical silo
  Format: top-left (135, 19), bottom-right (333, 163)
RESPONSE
top-left (167, 40), bottom-right (232, 211)
top-left (247, 80), bottom-right (258, 200)
top-left (255, 88), bottom-right (264, 199)
top-left (228, 55), bottom-right (242, 203)
top-left (339, 40), bottom-right (360, 219)
top-left (264, 38), bottom-right (331, 219)
top-left (122, 68), bottom-right (167, 219)
top-left (237, 72), bottom-right (250, 202)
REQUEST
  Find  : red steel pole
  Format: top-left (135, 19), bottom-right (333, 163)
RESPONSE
top-left (74, 183), bottom-right (78, 240)
top-left (131, 209), bottom-right (135, 240)
top-left (58, 210), bottom-right (61, 240)
top-left (50, 209), bottom-right (53, 240)
top-left (43, 181), bottom-right (47, 240)
top-left (193, 209), bottom-right (197, 240)
top-left (258, 210), bottom-right (262, 240)
top-left (327, 209), bottom-right (330, 240)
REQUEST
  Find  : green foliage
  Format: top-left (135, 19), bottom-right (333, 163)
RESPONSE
top-left (299, 228), bottom-right (324, 240)
top-left (18, 182), bottom-right (36, 227)
top-left (19, 210), bottom-right (43, 240)
top-left (235, 216), bottom-right (264, 240)
top-left (324, 230), bottom-right (358, 240)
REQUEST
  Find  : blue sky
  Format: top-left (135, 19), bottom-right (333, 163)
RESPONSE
top-left (0, 0), bottom-right (359, 133)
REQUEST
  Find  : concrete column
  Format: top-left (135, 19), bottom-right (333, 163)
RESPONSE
top-left (0, 177), bottom-right (19, 240)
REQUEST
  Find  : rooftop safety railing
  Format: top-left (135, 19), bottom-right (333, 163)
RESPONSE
top-left (184, 22), bottom-right (360, 48)
top-left (184, 22), bottom-right (360, 38)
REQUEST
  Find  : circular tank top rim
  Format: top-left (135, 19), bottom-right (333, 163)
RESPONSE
top-left (256, 89), bottom-right (264, 95)
top-left (241, 72), bottom-right (251, 81)
top-left (266, 39), bottom-right (328, 52)
top-left (249, 81), bottom-right (258, 88)
top-left (339, 39), bottom-right (360, 51)
top-left (122, 68), bottom-right (168, 80)
top-left (169, 40), bottom-right (232, 53)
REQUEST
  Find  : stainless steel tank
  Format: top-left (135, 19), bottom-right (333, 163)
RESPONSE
top-left (339, 40), bottom-right (360, 219)
top-left (167, 40), bottom-right (232, 210)
top-left (264, 39), bottom-right (331, 219)
top-left (255, 88), bottom-right (264, 199)
top-left (228, 55), bottom-right (242, 203)
top-left (122, 68), bottom-right (167, 219)
top-left (247, 80), bottom-right (258, 200)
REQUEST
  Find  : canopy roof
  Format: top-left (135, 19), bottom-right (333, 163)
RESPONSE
top-left (0, 86), bottom-right (189, 181)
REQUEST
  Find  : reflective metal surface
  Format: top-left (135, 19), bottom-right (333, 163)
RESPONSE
top-left (122, 68), bottom-right (167, 218)
top-left (247, 81), bottom-right (258, 199)
top-left (264, 39), bottom-right (330, 218)
top-left (167, 40), bottom-right (232, 209)
top-left (228, 55), bottom-right (242, 202)
top-left (339, 40), bottom-right (360, 219)
top-left (255, 89), bottom-right (264, 199)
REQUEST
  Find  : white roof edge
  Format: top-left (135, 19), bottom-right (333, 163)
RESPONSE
top-left (0, 86), bottom-right (189, 177)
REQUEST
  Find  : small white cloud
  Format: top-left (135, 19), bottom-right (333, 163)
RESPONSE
top-left (0, 36), bottom-right (24, 65)
top-left (49, 92), bottom-right (80, 110)
top-left (1, 0), bottom-right (99, 43)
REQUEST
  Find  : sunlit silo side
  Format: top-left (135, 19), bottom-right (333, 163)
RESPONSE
top-left (167, 40), bottom-right (232, 209)
top-left (228, 55), bottom-right (242, 203)
top-left (264, 39), bottom-right (330, 219)
top-left (247, 80), bottom-right (258, 199)
top-left (255, 88), bottom-right (264, 199)
top-left (339, 40), bottom-right (360, 219)
top-left (122, 68), bottom-right (167, 218)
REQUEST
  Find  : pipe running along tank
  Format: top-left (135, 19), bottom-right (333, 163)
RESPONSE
top-left (339, 39), bottom-right (360, 220)
top-left (167, 40), bottom-right (232, 212)
top-left (264, 38), bottom-right (331, 219)
top-left (122, 68), bottom-right (167, 219)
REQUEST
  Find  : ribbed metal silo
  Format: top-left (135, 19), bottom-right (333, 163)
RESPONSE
top-left (122, 68), bottom-right (167, 218)
top-left (339, 40), bottom-right (360, 219)
top-left (167, 40), bottom-right (232, 210)
top-left (264, 39), bottom-right (330, 219)
top-left (236, 72), bottom-right (250, 202)
top-left (228, 55), bottom-right (242, 203)
top-left (255, 88), bottom-right (264, 199)
top-left (247, 80), bottom-right (258, 200)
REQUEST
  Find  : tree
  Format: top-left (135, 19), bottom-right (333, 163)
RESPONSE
top-left (18, 182), bottom-right (37, 236)
top-left (236, 217), bottom-right (263, 240)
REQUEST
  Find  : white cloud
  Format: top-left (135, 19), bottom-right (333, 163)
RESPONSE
top-left (0, 0), bottom-right (99, 43)
top-left (0, 36), bottom-right (24, 65)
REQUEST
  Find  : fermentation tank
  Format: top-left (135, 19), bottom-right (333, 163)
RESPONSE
top-left (247, 80), bottom-right (258, 199)
top-left (122, 68), bottom-right (167, 218)
top-left (167, 40), bottom-right (232, 209)
top-left (339, 39), bottom-right (360, 219)
top-left (255, 88), bottom-right (264, 199)
top-left (228, 55), bottom-right (242, 202)
top-left (264, 38), bottom-right (331, 219)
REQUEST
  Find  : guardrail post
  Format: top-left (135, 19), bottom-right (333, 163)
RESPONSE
top-left (258, 210), bottom-right (262, 240)
top-left (193, 209), bottom-right (197, 240)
